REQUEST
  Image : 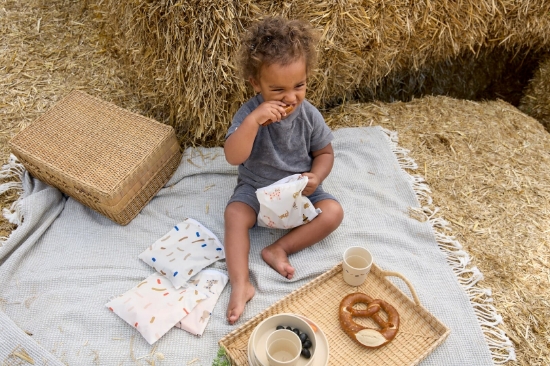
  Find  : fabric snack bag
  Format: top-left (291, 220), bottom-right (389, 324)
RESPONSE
top-left (256, 174), bottom-right (321, 229)
top-left (106, 272), bottom-right (208, 345)
top-left (175, 269), bottom-right (229, 336)
top-left (139, 218), bottom-right (225, 289)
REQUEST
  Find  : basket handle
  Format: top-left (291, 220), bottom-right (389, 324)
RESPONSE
top-left (378, 270), bottom-right (421, 306)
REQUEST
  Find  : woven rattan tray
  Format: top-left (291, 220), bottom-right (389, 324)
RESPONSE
top-left (219, 263), bottom-right (450, 365)
top-left (9, 90), bottom-right (182, 225)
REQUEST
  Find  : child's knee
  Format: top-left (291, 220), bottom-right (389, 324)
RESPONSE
top-left (225, 201), bottom-right (257, 228)
top-left (316, 200), bottom-right (344, 228)
top-left (327, 201), bottom-right (344, 227)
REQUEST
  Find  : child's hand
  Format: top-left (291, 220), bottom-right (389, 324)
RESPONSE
top-left (301, 172), bottom-right (320, 196)
top-left (252, 101), bottom-right (289, 126)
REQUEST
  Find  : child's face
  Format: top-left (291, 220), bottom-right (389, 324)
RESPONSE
top-left (249, 58), bottom-right (307, 116)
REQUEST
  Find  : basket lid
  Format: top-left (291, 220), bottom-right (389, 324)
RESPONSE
top-left (10, 90), bottom-right (176, 196)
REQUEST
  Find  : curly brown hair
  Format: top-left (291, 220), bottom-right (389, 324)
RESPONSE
top-left (237, 17), bottom-right (319, 81)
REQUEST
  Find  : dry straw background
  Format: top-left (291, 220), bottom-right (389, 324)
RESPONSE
top-left (103, 0), bottom-right (550, 146)
top-left (1, 0), bottom-right (549, 365)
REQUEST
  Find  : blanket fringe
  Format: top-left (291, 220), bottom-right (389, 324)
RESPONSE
top-left (381, 127), bottom-right (516, 364)
top-left (0, 154), bottom-right (25, 229)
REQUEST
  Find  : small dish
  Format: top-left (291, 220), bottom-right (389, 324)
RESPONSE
top-left (251, 313), bottom-right (328, 366)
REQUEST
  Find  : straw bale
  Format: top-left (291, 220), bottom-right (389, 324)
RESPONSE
top-left (102, 0), bottom-right (550, 146)
top-left (519, 54), bottom-right (550, 132)
top-left (487, 1), bottom-right (550, 52)
top-left (100, 0), bottom-right (258, 146)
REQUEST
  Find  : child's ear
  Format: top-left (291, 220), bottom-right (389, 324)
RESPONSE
top-left (249, 77), bottom-right (262, 93)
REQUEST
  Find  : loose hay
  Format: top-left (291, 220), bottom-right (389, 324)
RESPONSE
top-left (3, 346), bottom-right (35, 365)
top-left (519, 54), bottom-right (550, 132)
top-left (1, 0), bottom-right (550, 365)
top-left (102, 0), bottom-right (550, 146)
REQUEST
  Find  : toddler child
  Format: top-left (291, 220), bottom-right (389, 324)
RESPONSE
top-left (224, 17), bottom-right (344, 324)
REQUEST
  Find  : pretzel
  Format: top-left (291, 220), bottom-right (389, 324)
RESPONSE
top-left (262, 105), bottom-right (295, 126)
top-left (339, 293), bottom-right (400, 349)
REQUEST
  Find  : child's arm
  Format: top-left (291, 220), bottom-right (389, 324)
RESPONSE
top-left (302, 143), bottom-right (334, 196)
top-left (224, 114), bottom-right (261, 165)
top-left (224, 101), bottom-right (288, 165)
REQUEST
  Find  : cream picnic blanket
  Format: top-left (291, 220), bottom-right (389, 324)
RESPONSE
top-left (0, 127), bottom-right (505, 365)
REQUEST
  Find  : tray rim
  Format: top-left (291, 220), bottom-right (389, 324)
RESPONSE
top-left (219, 262), bottom-right (451, 366)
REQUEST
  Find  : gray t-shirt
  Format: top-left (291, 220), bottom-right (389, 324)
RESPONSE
top-left (226, 94), bottom-right (333, 189)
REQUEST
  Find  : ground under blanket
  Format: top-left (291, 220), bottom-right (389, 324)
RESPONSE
top-left (0, 127), bottom-right (503, 365)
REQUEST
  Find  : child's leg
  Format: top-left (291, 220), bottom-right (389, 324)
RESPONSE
top-left (224, 201), bottom-right (257, 324)
top-left (261, 199), bottom-right (343, 279)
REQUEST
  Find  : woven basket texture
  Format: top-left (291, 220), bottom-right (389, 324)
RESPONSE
top-left (219, 263), bottom-right (450, 365)
top-left (9, 90), bottom-right (182, 225)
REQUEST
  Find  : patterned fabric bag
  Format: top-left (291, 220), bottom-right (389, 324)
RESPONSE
top-left (175, 269), bottom-right (228, 336)
top-left (106, 272), bottom-right (208, 344)
top-left (139, 218), bottom-right (225, 289)
top-left (256, 174), bottom-right (321, 229)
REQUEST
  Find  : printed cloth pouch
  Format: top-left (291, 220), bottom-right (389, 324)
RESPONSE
top-left (105, 272), bottom-right (208, 344)
top-left (256, 174), bottom-right (321, 229)
top-left (138, 218), bottom-right (225, 289)
top-left (175, 269), bottom-right (229, 336)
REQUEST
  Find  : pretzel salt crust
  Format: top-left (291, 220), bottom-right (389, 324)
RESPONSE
top-left (262, 105), bottom-right (295, 126)
top-left (339, 293), bottom-right (400, 348)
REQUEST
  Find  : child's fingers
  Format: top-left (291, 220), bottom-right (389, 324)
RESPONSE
top-left (258, 102), bottom-right (289, 125)
top-left (270, 108), bottom-right (283, 121)
top-left (269, 104), bottom-right (287, 117)
top-left (260, 109), bottom-right (282, 126)
top-left (267, 101), bottom-right (289, 115)
top-left (271, 105), bottom-right (288, 120)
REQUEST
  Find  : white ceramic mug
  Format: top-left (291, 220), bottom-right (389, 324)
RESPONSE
top-left (266, 329), bottom-right (302, 366)
top-left (342, 246), bottom-right (373, 286)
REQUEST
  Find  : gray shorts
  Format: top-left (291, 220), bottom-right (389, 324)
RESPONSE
top-left (227, 181), bottom-right (337, 216)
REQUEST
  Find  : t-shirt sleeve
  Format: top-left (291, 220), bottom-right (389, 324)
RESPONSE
top-left (308, 105), bottom-right (334, 151)
top-left (225, 105), bottom-right (248, 139)
top-left (225, 99), bottom-right (257, 140)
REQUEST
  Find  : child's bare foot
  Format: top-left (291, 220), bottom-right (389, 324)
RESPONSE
top-left (227, 281), bottom-right (255, 325)
top-left (261, 244), bottom-right (295, 279)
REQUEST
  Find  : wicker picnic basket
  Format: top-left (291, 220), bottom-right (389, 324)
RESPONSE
top-left (9, 90), bottom-right (182, 225)
top-left (219, 263), bottom-right (450, 365)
